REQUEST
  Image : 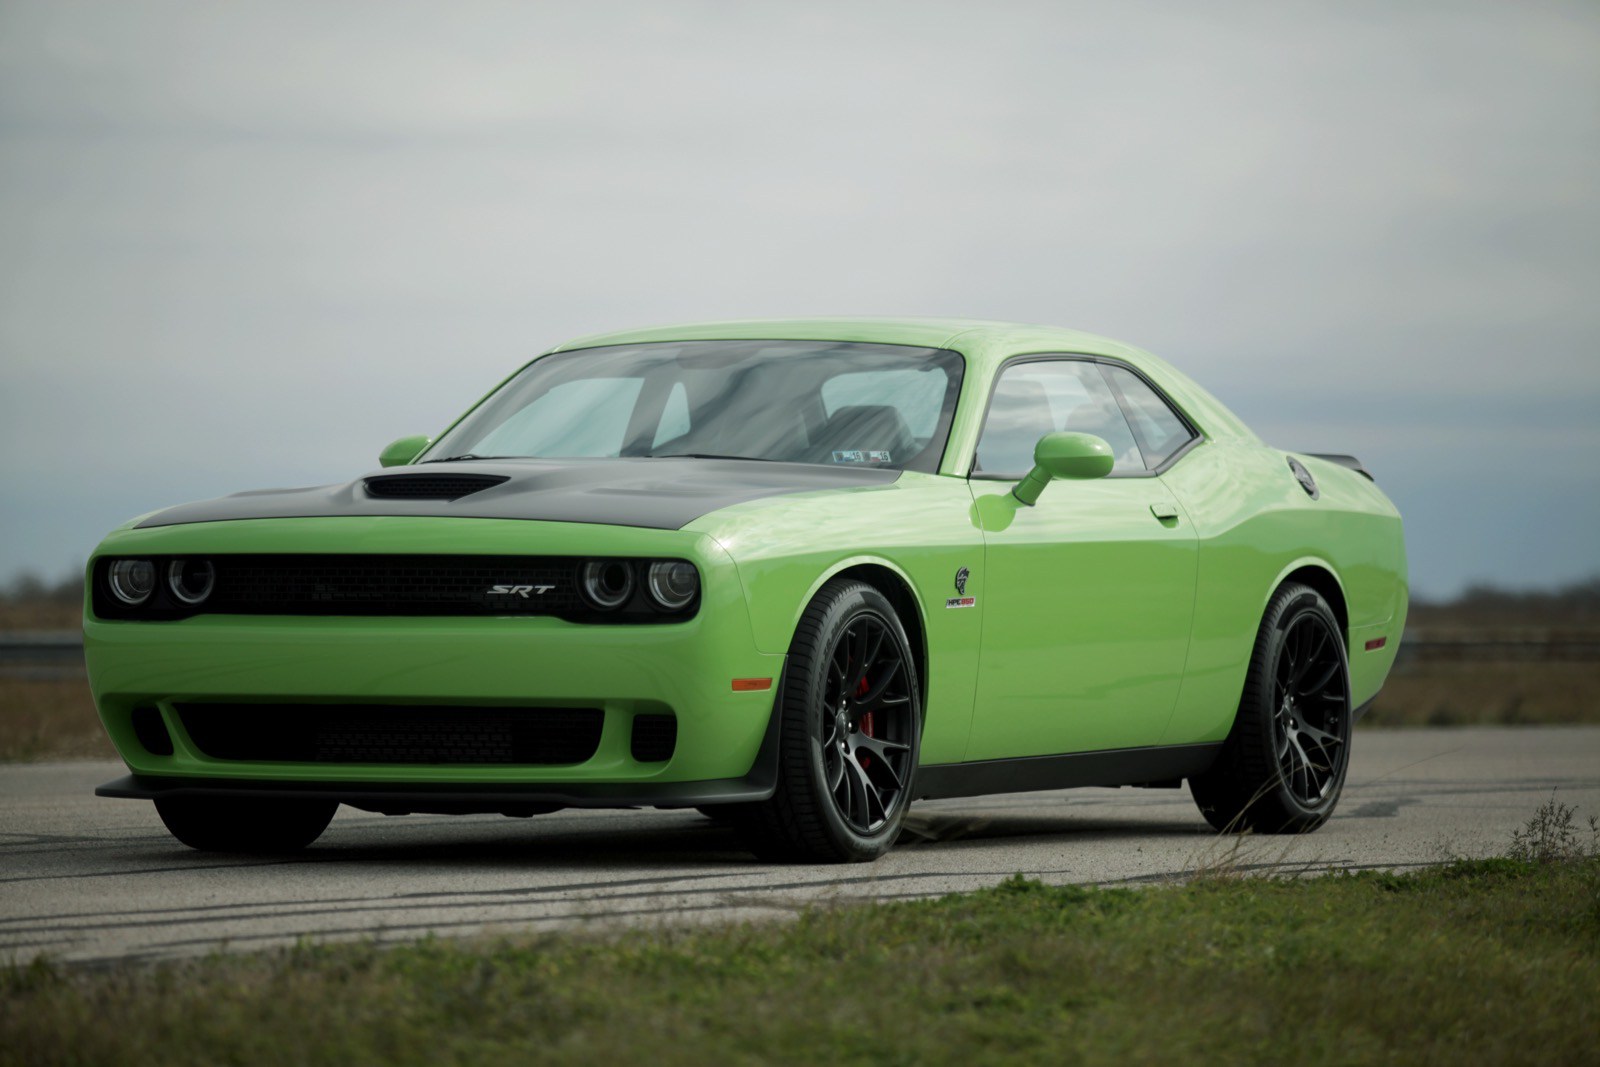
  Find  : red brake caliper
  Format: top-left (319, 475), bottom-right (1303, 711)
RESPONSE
top-left (856, 675), bottom-right (874, 768)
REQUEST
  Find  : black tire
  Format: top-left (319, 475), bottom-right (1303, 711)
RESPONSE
top-left (1189, 582), bottom-right (1352, 834)
top-left (155, 796), bottom-right (338, 853)
top-left (739, 579), bottom-right (922, 863)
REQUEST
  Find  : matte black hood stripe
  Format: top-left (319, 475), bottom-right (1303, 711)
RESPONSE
top-left (134, 457), bottom-right (901, 531)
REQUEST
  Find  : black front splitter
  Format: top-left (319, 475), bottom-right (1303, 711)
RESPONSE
top-left (95, 772), bottom-right (775, 815)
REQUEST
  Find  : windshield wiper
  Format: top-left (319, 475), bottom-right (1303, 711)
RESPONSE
top-left (422, 453), bottom-right (511, 464)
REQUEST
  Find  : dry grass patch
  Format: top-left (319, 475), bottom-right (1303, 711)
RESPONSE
top-left (0, 679), bottom-right (112, 761)
top-left (1364, 661), bottom-right (1600, 727)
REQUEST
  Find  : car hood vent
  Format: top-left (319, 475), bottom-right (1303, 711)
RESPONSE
top-left (363, 473), bottom-right (510, 500)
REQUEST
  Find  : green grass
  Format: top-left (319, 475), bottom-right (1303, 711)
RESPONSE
top-left (5, 857), bottom-right (1597, 1067)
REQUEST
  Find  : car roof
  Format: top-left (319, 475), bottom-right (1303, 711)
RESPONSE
top-left (549, 317), bottom-right (1137, 366)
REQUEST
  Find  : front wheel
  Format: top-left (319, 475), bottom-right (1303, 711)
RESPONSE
top-left (155, 796), bottom-right (338, 853)
top-left (741, 580), bottom-right (921, 862)
top-left (1189, 582), bottom-right (1352, 834)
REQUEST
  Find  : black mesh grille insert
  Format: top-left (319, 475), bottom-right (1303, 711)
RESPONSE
top-left (176, 704), bottom-right (604, 765)
top-left (363, 474), bottom-right (509, 500)
top-left (630, 713), bottom-right (677, 763)
top-left (204, 554), bottom-right (582, 616)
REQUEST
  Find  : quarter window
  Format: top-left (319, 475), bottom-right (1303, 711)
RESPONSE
top-left (975, 361), bottom-right (1144, 477)
top-left (1101, 365), bottom-right (1197, 470)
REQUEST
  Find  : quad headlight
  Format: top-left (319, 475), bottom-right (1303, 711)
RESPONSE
top-left (580, 560), bottom-right (636, 610)
top-left (167, 559), bottom-right (216, 605)
top-left (646, 561), bottom-right (699, 611)
top-left (107, 559), bottom-right (157, 605)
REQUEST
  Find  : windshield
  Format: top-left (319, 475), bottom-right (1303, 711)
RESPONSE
top-left (424, 340), bottom-right (965, 473)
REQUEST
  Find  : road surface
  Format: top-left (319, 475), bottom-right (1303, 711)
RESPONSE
top-left (3, 726), bottom-right (1596, 965)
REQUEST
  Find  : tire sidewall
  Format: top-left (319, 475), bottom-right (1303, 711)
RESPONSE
top-left (794, 585), bottom-right (922, 859)
top-left (1249, 586), bottom-right (1352, 821)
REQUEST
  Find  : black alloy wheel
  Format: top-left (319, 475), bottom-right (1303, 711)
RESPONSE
top-left (818, 611), bottom-right (917, 833)
top-left (1190, 582), bottom-right (1352, 833)
top-left (741, 579), bottom-right (921, 862)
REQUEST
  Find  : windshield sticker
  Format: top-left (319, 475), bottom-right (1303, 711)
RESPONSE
top-left (832, 450), bottom-right (892, 464)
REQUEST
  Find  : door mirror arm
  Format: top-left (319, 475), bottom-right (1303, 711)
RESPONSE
top-left (1011, 432), bottom-right (1114, 506)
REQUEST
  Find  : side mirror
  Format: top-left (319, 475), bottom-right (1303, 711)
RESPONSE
top-left (379, 435), bottom-right (432, 468)
top-left (1012, 431), bottom-right (1113, 506)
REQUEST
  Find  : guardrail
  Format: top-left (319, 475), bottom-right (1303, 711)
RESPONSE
top-left (0, 631), bottom-right (87, 681)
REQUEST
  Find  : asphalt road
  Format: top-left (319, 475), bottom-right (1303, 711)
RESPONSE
top-left (3, 726), bottom-right (1597, 966)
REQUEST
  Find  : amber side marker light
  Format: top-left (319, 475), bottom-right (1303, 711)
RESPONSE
top-left (1364, 637), bottom-right (1388, 651)
top-left (732, 678), bottom-right (773, 692)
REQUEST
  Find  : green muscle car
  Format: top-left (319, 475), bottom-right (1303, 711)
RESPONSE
top-left (85, 319), bottom-right (1407, 862)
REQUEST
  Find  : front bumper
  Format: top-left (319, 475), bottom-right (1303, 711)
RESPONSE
top-left (84, 517), bottom-right (785, 793)
top-left (96, 699), bottom-right (782, 814)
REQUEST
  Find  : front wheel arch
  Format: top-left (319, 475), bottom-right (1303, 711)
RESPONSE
top-left (828, 562), bottom-right (928, 718)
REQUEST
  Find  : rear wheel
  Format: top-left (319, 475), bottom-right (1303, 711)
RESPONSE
top-left (1189, 582), bottom-right (1351, 833)
top-left (155, 796), bottom-right (338, 853)
top-left (741, 579), bottom-right (921, 862)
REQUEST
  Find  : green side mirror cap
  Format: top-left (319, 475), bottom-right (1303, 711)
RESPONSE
top-left (1012, 432), bottom-right (1114, 506)
top-left (379, 435), bottom-right (432, 468)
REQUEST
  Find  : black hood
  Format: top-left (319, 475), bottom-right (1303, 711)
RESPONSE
top-left (134, 457), bottom-right (901, 531)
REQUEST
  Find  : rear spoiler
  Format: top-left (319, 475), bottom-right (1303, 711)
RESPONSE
top-left (1305, 453), bottom-right (1374, 481)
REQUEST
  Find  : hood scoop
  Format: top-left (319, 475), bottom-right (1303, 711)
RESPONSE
top-left (363, 473), bottom-right (510, 501)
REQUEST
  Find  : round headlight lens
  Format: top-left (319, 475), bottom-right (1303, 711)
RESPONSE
top-left (108, 559), bottom-right (157, 605)
top-left (167, 559), bottom-right (216, 605)
top-left (646, 561), bottom-right (699, 611)
top-left (580, 560), bottom-right (635, 610)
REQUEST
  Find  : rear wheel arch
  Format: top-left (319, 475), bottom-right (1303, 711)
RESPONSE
top-left (1272, 562), bottom-right (1349, 647)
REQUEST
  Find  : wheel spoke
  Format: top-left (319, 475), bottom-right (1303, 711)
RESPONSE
top-left (851, 625), bottom-right (869, 684)
top-left (860, 624), bottom-right (887, 677)
top-left (858, 748), bottom-right (904, 793)
top-left (846, 757), bottom-right (883, 828)
top-left (1297, 655), bottom-right (1339, 697)
top-left (1297, 719), bottom-right (1342, 749)
top-left (826, 748), bottom-right (845, 793)
top-left (858, 658), bottom-right (905, 709)
top-left (829, 640), bottom-right (848, 686)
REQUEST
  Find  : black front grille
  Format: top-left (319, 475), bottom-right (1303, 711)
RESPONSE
top-left (363, 474), bottom-right (509, 500)
top-left (176, 704), bottom-right (604, 765)
top-left (206, 554), bottom-right (582, 616)
top-left (630, 713), bottom-right (677, 763)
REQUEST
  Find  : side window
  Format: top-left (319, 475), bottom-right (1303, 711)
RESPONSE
top-left (975, 361), bottom-right (1143, 477)
top-left (1101, 365), bottom-right (1196, 470)
top-left (475, 377), bottom-right (644, 457)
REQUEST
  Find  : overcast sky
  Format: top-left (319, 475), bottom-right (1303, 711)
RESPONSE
top-left (1, 1), bottom-right (1596, 598)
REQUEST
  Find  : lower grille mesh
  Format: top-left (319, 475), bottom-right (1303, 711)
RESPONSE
top-left (176, 704), bottom-right (604, 765)
top-left (630, 713), bottom-right (678, 763)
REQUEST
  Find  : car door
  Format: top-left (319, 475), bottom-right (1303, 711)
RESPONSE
top-left (963, 357), bottom-right (1198, 760)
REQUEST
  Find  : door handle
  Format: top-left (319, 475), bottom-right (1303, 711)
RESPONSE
top-left (1150, 502), bottom-right (1179, 521)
